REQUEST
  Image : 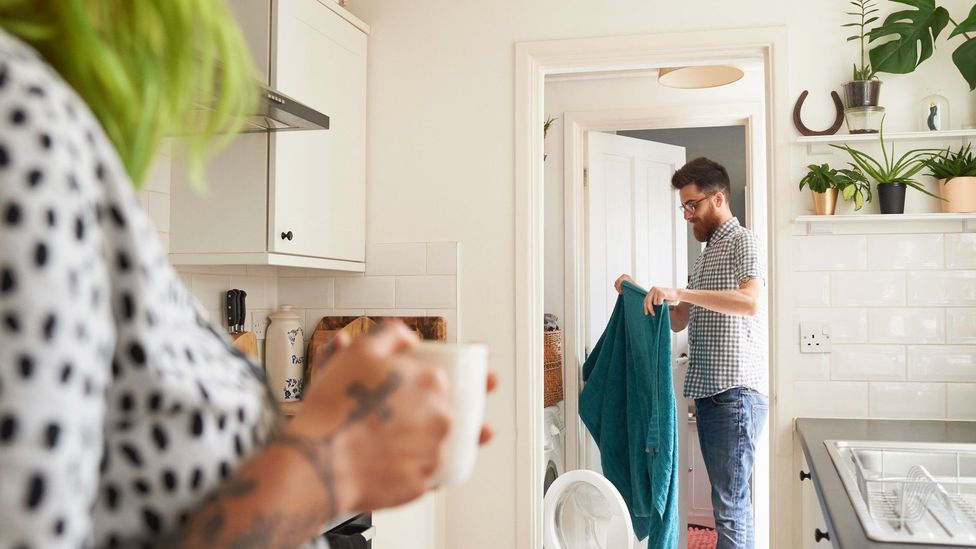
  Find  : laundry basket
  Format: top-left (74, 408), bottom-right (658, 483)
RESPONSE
top-left (543, 330), bottom-right (563, 407)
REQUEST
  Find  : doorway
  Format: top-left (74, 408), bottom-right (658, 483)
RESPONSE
top-left (515, 28), bottom-right (789, 549)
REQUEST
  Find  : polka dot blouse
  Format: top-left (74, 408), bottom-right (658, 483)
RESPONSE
top-left (0, 30), bottom-right (282, 548)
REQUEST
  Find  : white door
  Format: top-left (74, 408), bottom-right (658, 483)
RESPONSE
top-left (584, 131), bottom-right (689, 548)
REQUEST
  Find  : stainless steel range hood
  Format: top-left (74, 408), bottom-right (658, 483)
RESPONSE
top-left (239, 87), bottom-right (330, 132)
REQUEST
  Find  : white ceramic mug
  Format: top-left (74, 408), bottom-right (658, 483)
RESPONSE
top-left (406, 341), bottom-right (489, 486)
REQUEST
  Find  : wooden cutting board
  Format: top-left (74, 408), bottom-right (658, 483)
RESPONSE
top-left (285, 316), bottom-right (447, 416)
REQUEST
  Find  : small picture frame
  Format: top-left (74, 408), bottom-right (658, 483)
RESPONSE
top-left (920, 93), bottom-right (950, 132)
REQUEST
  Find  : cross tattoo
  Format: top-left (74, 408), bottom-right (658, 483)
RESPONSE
top-left (346, 371), bottom-right (403, 423)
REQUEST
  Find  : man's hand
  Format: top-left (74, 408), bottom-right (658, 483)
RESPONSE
top-left (644, 286), bottom-right (682, 316)
top-left (614, 274), bottom-right (634, 294)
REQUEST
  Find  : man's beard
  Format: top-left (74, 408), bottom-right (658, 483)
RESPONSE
top-left (692, 216), bottom-right (722, 242)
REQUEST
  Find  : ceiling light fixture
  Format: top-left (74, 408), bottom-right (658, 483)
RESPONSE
top-left (657, 65), bottom-right (744, 89)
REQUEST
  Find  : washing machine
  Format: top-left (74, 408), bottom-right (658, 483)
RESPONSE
top-left (543, 405), bottom-right (565, 495)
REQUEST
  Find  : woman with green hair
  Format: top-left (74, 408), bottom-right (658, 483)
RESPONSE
top-left (0, 2), bottom-right (494, 547)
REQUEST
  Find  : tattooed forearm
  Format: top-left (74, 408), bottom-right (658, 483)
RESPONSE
top-left (160, 372), bottom-right (405, 548)
top-left (274, 432), bottom-right (338, 518)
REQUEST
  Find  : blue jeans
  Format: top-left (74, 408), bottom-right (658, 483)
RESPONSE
top-left (695, 387), bottom-right (768, 549)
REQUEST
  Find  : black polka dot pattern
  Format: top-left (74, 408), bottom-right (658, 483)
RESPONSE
top-left (0, 30), bottom-right (275, 548)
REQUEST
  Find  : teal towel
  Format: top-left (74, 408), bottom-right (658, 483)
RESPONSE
top-left (579, 280), bottom-right (678, 546)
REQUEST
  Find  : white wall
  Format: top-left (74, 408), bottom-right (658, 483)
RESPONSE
top-left (343, 1), bottom-right (975, 548)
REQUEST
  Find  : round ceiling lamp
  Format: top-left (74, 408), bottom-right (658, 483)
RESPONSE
top-left (657, 65), bottom-right (744, 89)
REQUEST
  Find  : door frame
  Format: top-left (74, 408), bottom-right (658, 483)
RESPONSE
top-left (514, 28), bottom-right (789, 549)
top-left (562, 105), bottom-right (765, 473)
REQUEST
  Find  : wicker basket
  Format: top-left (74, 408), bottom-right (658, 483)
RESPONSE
top-left (543, 330), bottom-right (563, 407)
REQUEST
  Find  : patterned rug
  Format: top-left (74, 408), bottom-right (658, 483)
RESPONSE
top-left (687, 525), bottom-right (717, 549)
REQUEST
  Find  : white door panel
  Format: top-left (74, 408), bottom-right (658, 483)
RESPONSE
top-left (584, 131), bottom-right (688, 547)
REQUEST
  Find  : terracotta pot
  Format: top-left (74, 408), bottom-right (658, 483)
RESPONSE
top-left (938, 176), bottom-right (976, 213)
top-left (811, 188), bottom-right (838, 215)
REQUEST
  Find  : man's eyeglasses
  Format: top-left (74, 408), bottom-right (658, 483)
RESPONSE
top-left (678, 194), bottom-right (715, 214)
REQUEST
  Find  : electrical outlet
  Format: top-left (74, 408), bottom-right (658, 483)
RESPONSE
top-left (800, 321), bottom-right (832, 353)
top-left (251, 309), bottom-right (271, 339)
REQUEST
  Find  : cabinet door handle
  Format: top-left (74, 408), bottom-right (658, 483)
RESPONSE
top-left (814, 528), bottom-right (830, 543)
top-left (800, 470), bottom-right (812, 482)
top-left (280, 231), bottom-right (294, 241)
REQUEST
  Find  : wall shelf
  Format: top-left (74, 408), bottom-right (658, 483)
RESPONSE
top-left (796, 129), bottom-right (976, 145)
top-left (793, 213), bottom-right (976, 235)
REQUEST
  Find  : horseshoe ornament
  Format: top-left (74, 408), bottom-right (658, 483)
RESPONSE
top-left (793, 90), bottom-right (844, 136)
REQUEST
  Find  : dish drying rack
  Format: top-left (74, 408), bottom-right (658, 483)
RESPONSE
top-left (851, 447), bottom-right (976, 537)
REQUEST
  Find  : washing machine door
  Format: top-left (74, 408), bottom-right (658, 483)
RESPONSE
top-left (542, 469), bottom-right (635, 549)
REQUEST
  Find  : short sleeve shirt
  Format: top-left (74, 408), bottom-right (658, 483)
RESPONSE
top-left (683, 217), bottom-right (767, 399)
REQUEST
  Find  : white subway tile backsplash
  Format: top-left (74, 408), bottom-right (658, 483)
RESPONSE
top-left (830, 272), bottom-right (905, 306)
top-left (792, 272), bottom-right (830, 307)
top-left (303, 309), bottom-right (367, 331)
top-left (366, 243), bottom-right (427, 276)
top-left (831, 345), bottom-right (906, 380)
top-left (335, 277), bottom-right (396, 308)
top-left (245, 265), bottom-right (278, 277)
top-left (427, 242), bottom-right (458, 275)
top-left (794, 235), bottom-right (867, 271)
top-left (397, 276), bottom-right (457, 309)
top-left (278, 277), bottom-right (335, 309)
top-left (947, 384), bottom-right (976, 419)
top-left (277, 267), bottom-right (311, 278)
top-left (908, 346), bottom-right (976, 381)
top-left (868, 308), bottom-right (945, 344)
top-left (791, 352), bottom-right (830, 381)
top-left (190, 274), bottom-right (230, 313)
top-left (136, 190), bottom-right (150, 211)
top-left (175, 265), bottom-right (212, 274)
top-left (148, 191), bottom-right (170, 233)
top-left (365, 309), bottom-right (428, 317)
top-left (229, 276), bottom-right (276, 310)
top-left (793, 308), bottom-right (868, 344)
top-left (869, 382), bottom-right (946, 419)
top-left (947, 309), bottom-right (976, 344)
top-left (867, 234), bottom-right (944, 270)
top-left (211, 265), bottom-right (247, 275)
top-left (907, 271), bottom-right (976, 306)
top-left (946, 234), bottom-right (976, 269)
top-left (793, 382), bottom-right (869, 417)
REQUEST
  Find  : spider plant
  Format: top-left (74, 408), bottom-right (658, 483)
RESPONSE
top-left (830, 121), bottom-right (942, 200)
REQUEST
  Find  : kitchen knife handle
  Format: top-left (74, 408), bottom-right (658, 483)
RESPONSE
top-left (237, 290), bottom-right (247, 332)
top-left (226, 290), bottom-right (238, 332)
top-left (814, 528), bottom-right (830, 543)
top-left (799, 470), bottom-right (811, 482)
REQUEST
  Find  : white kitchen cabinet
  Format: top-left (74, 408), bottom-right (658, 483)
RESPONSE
top-left (688, 419), bottom-right (715, 527)
top-left (800, 454), bottom-right (834, 548)
top-left (169, 0), bottom-right (368, 271)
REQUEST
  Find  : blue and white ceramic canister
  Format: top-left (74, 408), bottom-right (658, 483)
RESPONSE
top-left (266, 305), bottom-right (305, 402)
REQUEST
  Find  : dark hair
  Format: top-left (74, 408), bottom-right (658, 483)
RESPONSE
top-left (671, 157), bottom-right (731, 197)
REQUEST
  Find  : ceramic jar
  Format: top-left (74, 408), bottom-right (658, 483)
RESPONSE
top-left (265, 306), bottom-right (305, 402)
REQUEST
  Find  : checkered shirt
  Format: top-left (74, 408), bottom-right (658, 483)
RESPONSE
top-left (683, 217), bottom-right (767, 399)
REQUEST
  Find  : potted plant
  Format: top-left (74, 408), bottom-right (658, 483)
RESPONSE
top-left (832, 121), bottom-right (941, 214)
top-left (799, 163), bottom-right (872, 214)
top-left (867, 0), bottom-right (976, 92)
top-left (843, 0), bottom-right (882, 108)
top-left (923, 143), bottom-right (976, 212)
top-left (543, 114), bottom-right (557, 161)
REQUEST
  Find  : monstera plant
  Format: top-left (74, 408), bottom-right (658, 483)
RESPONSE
top-left (867, 0), bottom-right (976, 90)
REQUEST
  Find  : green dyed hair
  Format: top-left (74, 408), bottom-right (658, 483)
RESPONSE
top-left (0, 0), bottom-right (257, 187)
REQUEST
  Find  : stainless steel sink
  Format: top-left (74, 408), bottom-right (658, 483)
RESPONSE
top-left (825, 440), bottom-right (976, 545)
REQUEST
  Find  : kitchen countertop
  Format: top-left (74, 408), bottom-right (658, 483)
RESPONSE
top-left (795, 418), bottom-right (976, 549)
